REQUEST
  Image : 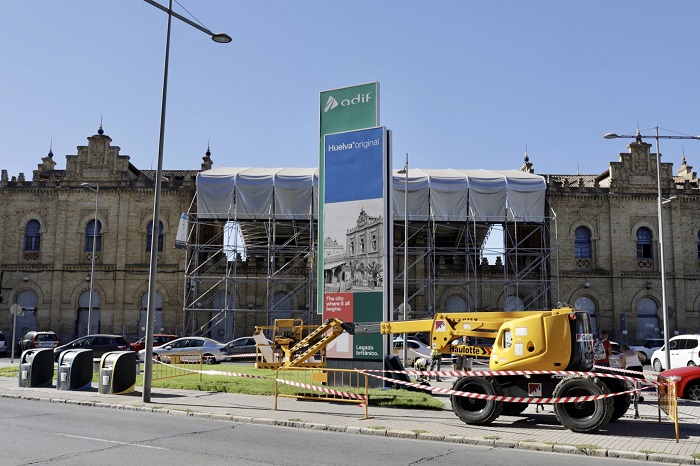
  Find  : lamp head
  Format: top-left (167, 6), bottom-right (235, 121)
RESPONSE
top-left (211, 33), bottom-right (232, 44)
top-left (603, 133), bottom-right (619, 139)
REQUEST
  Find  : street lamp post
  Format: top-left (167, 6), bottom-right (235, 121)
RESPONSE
top-left (397, 154), bottom-right (409, 365)
top-left (142, 0), bottom-right (231, 403)
top-left (604, 128), bottom-right (700, 370)
top-left (81, 182), bottom-right (99, 336)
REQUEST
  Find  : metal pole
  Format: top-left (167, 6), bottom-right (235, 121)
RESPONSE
top-left (655, 127), bottom-right (671, 371)
top-left (81, 182), bottom-right (99, 336)
top-left (88, 185), bottom-right (99, 336)
top-left (402, 153), bottom-right (408, 366)
top-left (143, 0), bottom-right (172, 403)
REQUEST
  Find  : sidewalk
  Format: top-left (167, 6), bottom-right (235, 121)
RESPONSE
top-left (1, 360), bottom-right (699, 464)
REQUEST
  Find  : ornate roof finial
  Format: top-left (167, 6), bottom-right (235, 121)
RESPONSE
top-left (48, 139), bottom-right (53, 158)
top-left (524, 144), bottom-right (529, 163)
top-left (98, 115), bottom-right (104, 135)
top-left (635, 128), bottom-right (642, 144)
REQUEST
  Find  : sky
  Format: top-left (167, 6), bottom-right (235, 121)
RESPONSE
top-left (2, 1), bottom-right (700, 180)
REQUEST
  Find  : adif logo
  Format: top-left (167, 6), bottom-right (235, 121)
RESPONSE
top-left (323, 92), bottom-right (373, 112)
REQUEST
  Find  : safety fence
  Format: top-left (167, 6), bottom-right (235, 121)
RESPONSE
top-left (657, 374), bottom-right (679, 443)
top-left (275, 367), bottom-right (370, 420)
top-left (151, 351), bottom-right (203, 382)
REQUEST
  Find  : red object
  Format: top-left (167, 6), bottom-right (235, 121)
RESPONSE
top-left (660, 366), bottom-right (700, 401)
top-left (129, 334), bottom-right (179, 352)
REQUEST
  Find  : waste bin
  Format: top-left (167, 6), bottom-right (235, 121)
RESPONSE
top-left (18, 348), bottom-right (54, 388)
top-left (56, 349), bottom-right (93, 391)
top-left (99, 351), bottom-right (136, 395)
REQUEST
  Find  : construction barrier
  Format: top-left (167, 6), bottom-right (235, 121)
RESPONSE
top-left (275, 367), bottom-right (370, 419)
top-left (657, 374), bottom-right (679, 443)
top-left (151, 351), bottom-right (203, 382)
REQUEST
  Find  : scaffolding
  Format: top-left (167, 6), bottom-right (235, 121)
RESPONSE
top-left (184, 167), bottom-right (559, 342)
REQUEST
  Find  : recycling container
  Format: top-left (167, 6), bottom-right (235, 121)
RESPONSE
top-left (18, 348), bottom-right (54, 388)
top-left (99, 351), bottom-right (136, 395)
top-left (56, 348), bottom-right (93, 390)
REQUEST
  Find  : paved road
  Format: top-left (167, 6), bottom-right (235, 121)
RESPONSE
top-left (0, 396), bottom-right (668, 466)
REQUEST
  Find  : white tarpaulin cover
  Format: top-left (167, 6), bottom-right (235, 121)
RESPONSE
top-left (197, 167), bottom-right (545, 223)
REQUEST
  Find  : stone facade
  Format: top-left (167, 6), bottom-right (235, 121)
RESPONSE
top-left (2, 129), bottom-right (699, 346)
top-left (0, 128), bottom-right (202, 343)
top-left (548, 139), bottom-right (700, 341)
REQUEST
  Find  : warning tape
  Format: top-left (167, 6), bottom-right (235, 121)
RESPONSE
top-left (275, 377), bottom-right (368, 405)
top-left (225, 353), bottom-right (257, 360)
top-left (359, 367), bottom-right (663, 387)
top-left (358, 370), bottom-right (653, 404)
top-left (151, 358), bottom-right (366, 405)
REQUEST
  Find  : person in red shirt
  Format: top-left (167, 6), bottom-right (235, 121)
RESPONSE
top-left (596, 330), bottom-right (612, 366)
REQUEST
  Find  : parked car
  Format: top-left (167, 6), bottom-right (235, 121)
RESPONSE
top-left (17, 331), bottom-right (60, 352)
top-left (54, 334), bottom-right (130, 361)
top-left (651, 334), bottom-right (700, 372)
top-left (0, 332), bottom-right (6, 356)
top-left (224, 335), bottom-right (271, 361)
top-left (660, 366), bottom-right (700, 401)
top-left (138, 337), bottom-right (227, 364)
top-left (630, 338), bottom-right (665, 363)
top-left (129, 334), bottom-right (179, 352)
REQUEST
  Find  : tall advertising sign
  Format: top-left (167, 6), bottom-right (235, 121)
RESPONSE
top-left (323, 126), bottom-right (388, 360)
top-left (318, 83), bottom-right (379, 316)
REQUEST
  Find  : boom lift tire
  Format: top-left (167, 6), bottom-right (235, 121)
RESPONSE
top-left (604, 378), bottom-right (632, 422)
top-left (451, 376), bottom-right (503, 425)
top-left (552, 376), bottom-right (614, 433)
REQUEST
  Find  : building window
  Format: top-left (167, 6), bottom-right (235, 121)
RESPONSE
top-left (146, 221), bottom-right (164, 252)
top-left (84, 219), bottom-right (102, 253)
top-left (636, 227), bottom-right (653, 260)
top-left (574, 225), bottom-right (592, 262)
top-left (371, 233), bottom-right (377, 251)
top-left (24, 220), bottom-right (41, 252)
top-left (360, 238), bottom-right (365, 253)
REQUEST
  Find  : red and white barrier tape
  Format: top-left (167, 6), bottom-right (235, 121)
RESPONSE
top-left (359, 367), bottom-right (662, 387)
top-left (359, 370), bottom-right (650, 404)
top-left (151, 358), bottom-right (366, 405)
top-left (275, 377), bottom-right (367, 406)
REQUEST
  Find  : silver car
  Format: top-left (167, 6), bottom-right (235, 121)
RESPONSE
top-left (138, 336), bottom-right (227, 365)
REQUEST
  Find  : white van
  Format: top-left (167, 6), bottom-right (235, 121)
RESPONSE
top-left (650, 334), bottom-right (700, 371)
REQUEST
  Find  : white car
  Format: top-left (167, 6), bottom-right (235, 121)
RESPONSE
top-left (138, 336), bottom-right (227, 365)
top-left (630, 338), bottom-right (664, 363)
top-left (650, 334), bottom-right (700, 372)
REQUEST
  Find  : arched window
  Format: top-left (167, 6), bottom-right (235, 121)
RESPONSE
top-left (504, 295), bottom-right (525, 312)
top-left (24, 220), bottom-right (41, 252)
top-left (84, 220), bottom-right (102, 252)
top-left (636, 227), bottom-right (653, 260)
top-left (574, 226), bottom-right (591, 258)
top-left (146, 220), bottom-right (164, 252)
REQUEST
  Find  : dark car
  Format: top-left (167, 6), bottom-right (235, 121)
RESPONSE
top-left (660, 366), bottom-right (700, 401)
top-left (0, 332), bottom-right (6, 356)
top-left (129, 334), bottom-right (179, 352)
top-left (54, 334), bottom-right (129, 361)
top-left (17, 331), bottom-right (60, 352)
top-left (224, 335), bottom-right (271, 361)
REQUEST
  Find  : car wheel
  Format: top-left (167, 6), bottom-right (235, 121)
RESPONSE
top-left (203, 354), bottom-right (217, 365)
top-left (686, 382), bottom-right (700, 401)
top-left (653, 359), bottom-right (663, 372)
top-left (688, 361), bottom-right (697, 367)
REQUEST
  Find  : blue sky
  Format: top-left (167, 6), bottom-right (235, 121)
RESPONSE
top-left (2, 1), bottom-right (700, 180)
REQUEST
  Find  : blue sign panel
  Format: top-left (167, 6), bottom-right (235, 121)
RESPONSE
top-left (325, 127), bottom-right (384, 204)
